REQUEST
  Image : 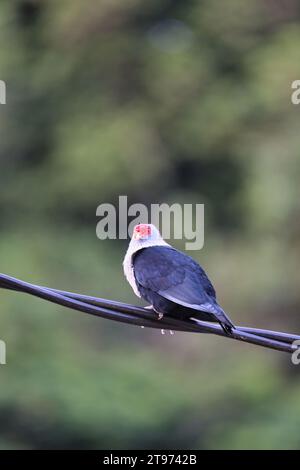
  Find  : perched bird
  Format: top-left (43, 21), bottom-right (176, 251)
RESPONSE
top-left (123, 223), bottom-right (235, 335)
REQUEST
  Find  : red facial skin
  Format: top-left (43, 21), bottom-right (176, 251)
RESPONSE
top-left (133, 224), bottom-right (151, 240)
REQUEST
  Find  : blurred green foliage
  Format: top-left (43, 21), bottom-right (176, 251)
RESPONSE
top-left (0, 0), bottom-right (300, 449)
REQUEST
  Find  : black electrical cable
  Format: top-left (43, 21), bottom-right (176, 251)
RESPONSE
top-left (0, 273), bottom-right (298, 354)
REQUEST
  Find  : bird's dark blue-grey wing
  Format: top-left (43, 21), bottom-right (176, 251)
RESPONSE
top-left (133, 246), bottom-right (218, 313)
top-left (133, 246), bottom-right (234, 331)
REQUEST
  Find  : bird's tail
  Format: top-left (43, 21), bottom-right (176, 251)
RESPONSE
top-left (212, 306), bottom-right (235, 336)
top-left (220, 322), bottom-right (234, 336)
top-left (190, 316), bottom-right (298, 353)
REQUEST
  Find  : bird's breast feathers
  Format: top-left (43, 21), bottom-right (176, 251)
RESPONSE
top-left (123, 248), bottom-right (141, 297)
top-left (123, 239), bottom-right (170, 298)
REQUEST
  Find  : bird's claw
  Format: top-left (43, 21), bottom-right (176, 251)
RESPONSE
top-left (144, 305), bottom-right (164, 320)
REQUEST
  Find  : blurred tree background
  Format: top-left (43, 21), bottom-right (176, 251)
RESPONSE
top-left (0, 0), bottom-right (300, 449)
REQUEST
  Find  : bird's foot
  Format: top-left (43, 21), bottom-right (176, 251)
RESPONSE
top-left (169, 330), bottom-right (174, 336)
top-left (145, 305), bottom-right (164, 320)
top-left (161, 329), bottom-right (165, 335)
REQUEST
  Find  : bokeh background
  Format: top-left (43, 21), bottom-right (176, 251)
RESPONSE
top-left (0, 0), bottom-right (300, 450)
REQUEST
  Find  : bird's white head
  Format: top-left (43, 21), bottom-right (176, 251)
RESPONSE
top-left (127, 222), bottom-right (169, 256)
top-left (132, 223), bottom-right (162, 242)
top-left (126, 223), bottom-right (169, 256)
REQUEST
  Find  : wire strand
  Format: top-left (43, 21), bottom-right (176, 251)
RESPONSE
top-left (0, 273), bottom-right (298, 354)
